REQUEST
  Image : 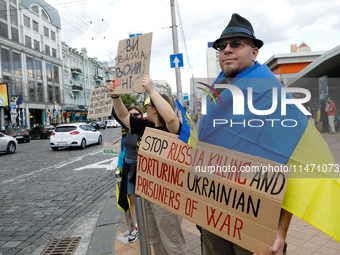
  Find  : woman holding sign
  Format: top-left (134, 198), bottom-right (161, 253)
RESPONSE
top-left (106, 75), bottom-right (187, 255)
top-left (113, 105), bottom-right (143, 243)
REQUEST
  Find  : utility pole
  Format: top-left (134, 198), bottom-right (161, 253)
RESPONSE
top-left (170, 0), bottom-right (182, 103)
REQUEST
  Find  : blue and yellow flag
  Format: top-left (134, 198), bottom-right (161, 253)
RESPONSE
top-left (199, 62), bottom-right (340, 242)
top-left (174, 99), bottom-right (198, 148)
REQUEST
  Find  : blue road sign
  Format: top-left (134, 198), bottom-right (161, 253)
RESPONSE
top-left (170, 53), bottom-right (184, 68)
top-left (129, 33), bottom-right (142, 38)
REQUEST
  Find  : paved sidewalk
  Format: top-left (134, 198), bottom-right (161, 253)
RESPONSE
top-left (113, 132), bottom-right (340, 255)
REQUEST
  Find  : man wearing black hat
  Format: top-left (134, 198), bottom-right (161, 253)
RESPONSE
top-left (198, 13), bottom-right (291, 255)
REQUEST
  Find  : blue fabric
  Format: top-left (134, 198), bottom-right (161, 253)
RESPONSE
top-left (127, 172), bottom-right (135, 195)
top-left (117, 147), bottom-right (125, 172)
top-left (198, 62), bottom-right (309, 164)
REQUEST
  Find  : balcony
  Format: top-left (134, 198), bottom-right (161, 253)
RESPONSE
top-left (94, 75), bottom-right (103, 81)
top-left (72, 85), bottom-right (83, 92)
top-left (71, 68), bottom-right (82, 75)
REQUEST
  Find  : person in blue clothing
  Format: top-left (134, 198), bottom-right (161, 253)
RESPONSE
top-left (198, 13), bottom-right (292, 255)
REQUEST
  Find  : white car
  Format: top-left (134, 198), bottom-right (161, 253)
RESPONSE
top-left (50, 123), bottom-right (103, 151)
top-left (0, 133), bottom-right (18, 154)
top-left (105, 119), bottom-right (121, 128)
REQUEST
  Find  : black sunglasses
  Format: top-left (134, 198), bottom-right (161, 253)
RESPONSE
top-left (131, 113), bottom-right (140, 117)
top-left (216, 39), bottom-right (255, 51)
top-left (145, 104), bottom-right (154, 111)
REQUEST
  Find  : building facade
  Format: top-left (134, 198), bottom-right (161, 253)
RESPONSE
top-left (0, 0), bottom-right (63, 128)
top-left (62, 42), bottom-right (114, 123)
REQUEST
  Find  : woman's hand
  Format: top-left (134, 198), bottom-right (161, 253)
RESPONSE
top-left (104, 80), bottom-right (119, 97)
top-left (142, 75), bottom-right (155, 94)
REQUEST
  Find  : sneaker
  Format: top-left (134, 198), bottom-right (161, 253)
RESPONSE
top-left (128, 227), bottom-right (139, 242)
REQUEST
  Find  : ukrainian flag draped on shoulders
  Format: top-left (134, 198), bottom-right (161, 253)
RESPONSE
top-left (198, 61), bottom-right (340, 242)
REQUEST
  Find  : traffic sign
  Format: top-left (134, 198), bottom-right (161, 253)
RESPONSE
top-left (10, 102), bottom-right (16, 113)
top-left (170, 53), bottom-right (184, 68)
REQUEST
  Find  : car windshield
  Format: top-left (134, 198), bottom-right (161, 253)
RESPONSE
top-left (4, 129), bottom-right (14, 134)
top-left (55, 126), bottom-right (77, 132)
top-left (44, 125), bottom-right (55, 129)
top-left (11, 128), bottom-right (26, 132)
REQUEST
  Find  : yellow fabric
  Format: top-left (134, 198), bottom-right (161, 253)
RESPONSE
top-left (185, 110), bottom-right (198, 148)
top-left (283, 121), bottom-right (340, 242)
top-left (116, 174), bottom-right (131, 212)
top-left (317, 109), bottom-right (322, 131)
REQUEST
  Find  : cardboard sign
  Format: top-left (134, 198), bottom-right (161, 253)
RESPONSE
top-left (102, 142), bottom-right (120, 155)
top-left (135, 128), bottom-right (290, 254)
top-left (87, 86), bottom-right (113, 119)
top-left (114, 33), bottom-right (152, 93)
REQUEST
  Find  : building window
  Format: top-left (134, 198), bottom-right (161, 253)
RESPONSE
top-left (26, 56), bottom-right (34, 78)
top-left (51, 31), bottom-right (56, 41)
top-left (15, 78), bottom-right (22, 95)
top-left (25, 35), bottom-right (31, 48)
top-left (44, 26), bottom-right (49, 37)
top-left (0, 21), bottom-right (8, 38)
top-left (48, 84), bottom-right (53, 103)
top-left (31, 5), bottom-right (38, 15)
top-left (42, 10), bottom-right (48, 20)
top-left (54, 66), bottom-right (59, 83)
top-left (46, 63), bottom-right (52, 82)
top-left (52, 48), bottom-right (56, 58)
top-left (10, 6), bottom-right (17, 25)
top-left (37, 82), bottom-right (43, 102)
top-left (54, 86), bottom-right (59, 103)
top-left (24, 15), bottom-right (30, 28)
top-left (0, 0), bottom-right (7, 21)
top-left (34, 40), bottom-right (39, 51)
top-left (13, 51), bottom-right (21, 75)
top-left (36, 60), bottom-right (42, 80)
top-left (33, 20), bottom-right (38, 32)
top-left (1, 48), bottom-right (10, 72)
top-left (29, 81), bottom-right (35, 102)
top-left (45, 45), bottom-right (50, 55)
top-left (11, 27), bottom-right (19, 42)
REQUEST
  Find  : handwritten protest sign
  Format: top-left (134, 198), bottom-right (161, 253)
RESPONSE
top-left (87, 86), bottom-right (113, 119)
top-left (135, 128), bottom-right (290, 254)
top-left (102, 142), bottom-right (120, 155)
top-left (113, 33), bottom-right (152, 93)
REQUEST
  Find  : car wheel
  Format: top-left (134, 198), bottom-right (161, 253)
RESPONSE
top-left (80, 139), bottom-right (86, 149)
top-left (6, 142), bottom-right (16, 154)
top-left (27, 139), bottom-right (30, 143)
top-left (97, 135), bottom-right (102, 144)
top-left (52, 147), bottom-right (58, 151)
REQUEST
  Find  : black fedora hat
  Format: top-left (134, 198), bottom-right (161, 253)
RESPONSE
top-left (213, 13), bottom-right (263, 50)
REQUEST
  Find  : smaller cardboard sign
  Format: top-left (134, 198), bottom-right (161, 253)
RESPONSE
top-left (87, 86), bottom-right (113, 119)
top-left (103, 142), bottom-right (120, 155)
top-left (114, 33), bottom-right (152, 93)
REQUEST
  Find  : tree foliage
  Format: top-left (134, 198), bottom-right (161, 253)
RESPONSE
top-left (120, 94), bottom-right (141, 107)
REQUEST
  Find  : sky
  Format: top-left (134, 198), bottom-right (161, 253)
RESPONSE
top-left (45, 0), bottom-right (340, 94)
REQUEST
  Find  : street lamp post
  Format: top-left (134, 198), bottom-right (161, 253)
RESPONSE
top-left (170, 0), bottom-right (182, 104)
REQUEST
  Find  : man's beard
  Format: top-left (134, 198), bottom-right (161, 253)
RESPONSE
top-left (222, 67), bottom-right (240, 78)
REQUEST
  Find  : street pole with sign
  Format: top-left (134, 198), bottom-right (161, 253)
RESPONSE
top-left (170, 0), bottom-right (183, 104)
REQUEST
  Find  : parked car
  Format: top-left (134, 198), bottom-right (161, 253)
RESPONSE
top-left (29, 125), bottom-right (55, 139)
top-left (0, 133), bottom-right (18, 154)
top-left (90, 121), bottom-right (106, 130)
top-left (104, 119), bottom-right (121, 128)
top-left (5, 127), bottom-right (30, 143)
top-left (50, 123), bottom-right (103, 151)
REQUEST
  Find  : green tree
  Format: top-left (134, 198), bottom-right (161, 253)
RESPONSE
top-left (120, 94), bottom-right (141, 107)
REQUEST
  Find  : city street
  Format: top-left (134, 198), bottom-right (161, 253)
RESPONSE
top-left (0, 127), bottom-right (121, 255)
